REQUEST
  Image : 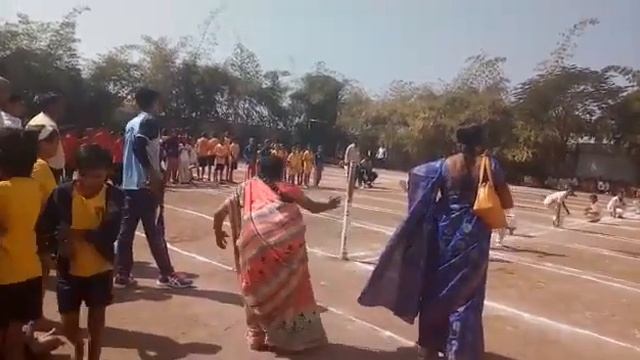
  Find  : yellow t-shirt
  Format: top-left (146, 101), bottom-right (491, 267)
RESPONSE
top-left (32, 158), bottom-right (57, 205)
top-left (302, 150), bottom-right (314, 173)
top-left (0, 178), bottom-right (43, 285)
top-left (287, 152), bottom-right (303, 173)
top-left (70, 185), bottom-right (112, 277)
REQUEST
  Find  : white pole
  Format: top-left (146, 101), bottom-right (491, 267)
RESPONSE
top-left (340, 162), bottom-right (356, 260)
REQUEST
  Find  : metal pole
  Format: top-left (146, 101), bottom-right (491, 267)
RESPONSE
top-left (340, 162), bottom-right (356, 260)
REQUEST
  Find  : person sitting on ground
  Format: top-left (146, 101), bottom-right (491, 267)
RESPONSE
top-left (357, 155), bottom-right (378, 188)
top-left (543, 187), bottom-right (575, 227)
top-left (37, 144), bottom-right (124, 360)
top-left (584, 194), bottom-right (602, 222)
top-left (212, 154), bottom-right (340, 353)
top-left (607, 191), bottom-right (626, 219)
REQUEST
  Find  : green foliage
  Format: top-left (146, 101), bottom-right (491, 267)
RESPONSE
top-left (0, 11), bottom-right (638, 178)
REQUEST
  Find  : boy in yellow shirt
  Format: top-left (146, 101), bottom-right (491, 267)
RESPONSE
top-left (302, 145), bottom-right (314, 188)
top-left (0, 128), bottom-right (43, 360)
top-left (37, 145), bottom-right (124, 360)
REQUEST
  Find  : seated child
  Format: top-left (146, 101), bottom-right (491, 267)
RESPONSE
top-left (584, 194), bottom-right (602, 222)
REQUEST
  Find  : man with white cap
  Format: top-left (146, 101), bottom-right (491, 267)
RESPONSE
top-left (27, 92), bottom-right (66, 180)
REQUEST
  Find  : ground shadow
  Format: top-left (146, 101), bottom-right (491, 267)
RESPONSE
top-left (489, 257), bottom-right (512, 264)
top-left (103, 326), bottom-right (221, 360)
top-left (613, 249), bottom-right (640, 259)
top-left (510, 233), bottom-right (536, 239)
top-left (131, 261), bottom-right (199, 281)
top-left (279, 345), bottom-right (515, 360)
top-left (113, 284), bottom-right (243, 307)
top-left (494, 245), bottom-right (565, 258)
top-left (565, 227), bottom-right (622, 239)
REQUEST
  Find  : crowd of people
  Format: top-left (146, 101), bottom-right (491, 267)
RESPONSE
top-left (0, 74), bottom-right (345, 359)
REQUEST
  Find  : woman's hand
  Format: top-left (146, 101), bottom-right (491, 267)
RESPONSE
top-left (328, 196), bottom-right (342, 210)
top-left (215, 229), bottom-right (229, 249)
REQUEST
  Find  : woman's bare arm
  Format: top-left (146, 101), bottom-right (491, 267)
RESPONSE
top-left (295, 195), bottom-right (341, 214)
top-left (213, 203), bottom-right (230, 249)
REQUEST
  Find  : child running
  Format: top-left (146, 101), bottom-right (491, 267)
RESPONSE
top-left (584, 194), bottom-right (602, 222)
top-left (0, 128), bottom-right (43, 360)
top-left (37, 144), bottom-right (124, 360)
top-left (543, 188), bottom-right (575, 227)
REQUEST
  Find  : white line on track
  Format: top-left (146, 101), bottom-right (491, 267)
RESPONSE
top-left (165, 195), bottom-right (640, 294)
top-left (152, 209), bottom-right (640, 353)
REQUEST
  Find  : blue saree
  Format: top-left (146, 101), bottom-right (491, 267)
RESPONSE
top-left (359, 158), bottom-right (502, 359)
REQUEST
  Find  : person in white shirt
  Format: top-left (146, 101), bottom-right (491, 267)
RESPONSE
top-left (607, 192), bottom-right (626, 218)
top-left (584, 194), bottom-right (602, 222)
top-left (2, 94), bottom-right (26, 128)
top-left (543, 188), bottom-right (574, 227)
top-left (375, 143), bottom-right (387, 167)
top-left (0, 76), bottom-right (19, 128)
top-left (27, 92), bottom-right (66, 178)
top-left (343, 142), bottom-right (360, 176)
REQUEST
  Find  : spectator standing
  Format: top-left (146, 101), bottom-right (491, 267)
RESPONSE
top-left (3, 94), bottom-right (26, 128)
top-left (195, 133), bottom-right (210, 181)
top-left (375, 143), bottom-right (388, 168)
top-left (0, 76), bottom-right (22, 128)
top-left (243, 137), bottom-right (258, 179)
top-left (115, 88), bottom-right (193, 289)
top-left (314, 145), bottom-right (325, 187)
top-left (228, 138), bottom-right (240, 183)
top-left (62, 131), bottom-right (80, 181)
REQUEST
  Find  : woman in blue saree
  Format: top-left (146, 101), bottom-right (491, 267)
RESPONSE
top-left (359, 124), bottom-right (513, 359)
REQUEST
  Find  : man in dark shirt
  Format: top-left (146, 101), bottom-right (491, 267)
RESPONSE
top-left (243, 137), bottom-right (258, 178)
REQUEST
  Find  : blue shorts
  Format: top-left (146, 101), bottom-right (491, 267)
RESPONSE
top-left (57, 271), bottom-right (113, 314)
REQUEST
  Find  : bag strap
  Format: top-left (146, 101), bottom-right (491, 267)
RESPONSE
top-left (477, 155), bottom-right (494, 186)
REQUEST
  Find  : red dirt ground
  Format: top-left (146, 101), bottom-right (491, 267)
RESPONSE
top-left (46, 166), bottom-right (640, 359)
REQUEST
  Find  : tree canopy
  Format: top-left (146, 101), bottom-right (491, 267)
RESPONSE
top-left (1, 9), bottom-right (638, 179)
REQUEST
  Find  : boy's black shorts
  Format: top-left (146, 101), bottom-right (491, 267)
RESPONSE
top-left (57, 271), bottom-right (113, 314)
top-left (215, 163), bottom-right (225, 172)
top-left (0, 277), bottom-right (43, 327)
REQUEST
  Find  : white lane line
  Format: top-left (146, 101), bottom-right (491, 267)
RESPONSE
top-left (162, 202), bottom-right (640, 353)
top-left (165, 205), bottom-right (640, 293)
top-left (140, 234), bottom-right (415, 346)
top-left (486, 301), bottom-right (640, 353)
top-left (491, 252), bottom-right (640, 293)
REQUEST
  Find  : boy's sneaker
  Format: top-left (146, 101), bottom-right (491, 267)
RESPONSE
top-left (157, 273), bottom-right (193, 289)
top-left (114, 275), bottom-right (138, 288)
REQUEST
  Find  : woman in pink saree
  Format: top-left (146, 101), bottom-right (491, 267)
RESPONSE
top-left (213, 155), bottom-right (340, 352)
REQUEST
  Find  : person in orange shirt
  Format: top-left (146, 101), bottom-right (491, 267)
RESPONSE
top-left (91, 128), bottom-right (113, 155)
top-left (208, 135), bottom-right (220, 182)
top-left (228, 138), bottom-right (240, 183)
top-left (214, 140), bottom-right (229, 183)
top-left (194, 133), bottom-right (210, 181)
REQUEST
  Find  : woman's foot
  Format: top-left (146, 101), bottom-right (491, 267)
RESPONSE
top-left (418, 347), bottom-right (441, 360)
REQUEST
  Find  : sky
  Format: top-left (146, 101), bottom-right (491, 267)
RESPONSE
top-left (1, 0), bottom-right (638, 93)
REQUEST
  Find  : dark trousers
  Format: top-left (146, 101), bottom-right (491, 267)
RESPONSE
top-left (116, 189), bottom-right (174, 277)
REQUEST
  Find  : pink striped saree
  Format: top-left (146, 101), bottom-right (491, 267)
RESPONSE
top-left (224, 178), bottom-right (327, 351)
